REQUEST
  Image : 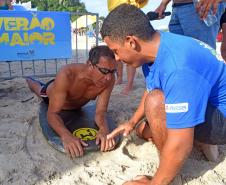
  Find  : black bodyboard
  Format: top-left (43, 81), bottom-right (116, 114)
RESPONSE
top-left (39, 102), bottom-right (121, 153)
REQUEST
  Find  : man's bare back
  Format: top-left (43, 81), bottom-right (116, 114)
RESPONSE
top-left (46, 63), bottom-right (113, 110)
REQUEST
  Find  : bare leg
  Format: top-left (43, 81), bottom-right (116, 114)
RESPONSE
top-left (115, 61), bottom-right (123, 85)
top-left (221, 24), bottom-right (226, 61)
top-left (135, 119), bottom-right (152, 141)
top-left (121, 65), bottom-right (136, 95)
top-left (144, 89), bottom-right (219, 161)
top-left (25, 78), bottom-right (42, 98)
top-left (144, 89), bottom-right (167, 152)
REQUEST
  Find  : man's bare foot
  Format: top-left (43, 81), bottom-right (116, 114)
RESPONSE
top-left (196, 142), bottom-right (219, 162)
top-left (115, 78), bottom-right (123, 85)
top-left (121, 85), bottom-right (133, 95)
top-left (25, 77), bottom-right (43, 97)
top-left (201, 143), bottom-right (219, 162)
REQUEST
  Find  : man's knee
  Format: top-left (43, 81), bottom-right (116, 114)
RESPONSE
top-left (144, 89), bottom-right (165, 111)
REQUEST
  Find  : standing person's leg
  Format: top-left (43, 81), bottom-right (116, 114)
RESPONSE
top-left (221, 23), bottom-right (226, 61)
top-left (169, 6), bottom-right (184, 35)
top-left (221, 9), bottom-right (226, 61)
top-left (121, 65), bottom-right (136, 95)
top-left (115, 61), bottom-right (123, 85)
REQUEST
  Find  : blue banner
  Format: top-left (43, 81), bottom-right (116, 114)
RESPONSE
top-left (0, 11), bottom-right (72, 61)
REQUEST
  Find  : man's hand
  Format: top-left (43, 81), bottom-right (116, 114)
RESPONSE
top-left (123, 176), bottom-right (152, 185)
top-left (107, 121), bottom-right (134, 140)
top-left (96, 129), bottom-right (116, 152)
top-left (155, 1), bottom-right (169, 19)
top-left (195, 0), bottom-right (220, 19)
top-left (61, 133), bottom-right (88, 158)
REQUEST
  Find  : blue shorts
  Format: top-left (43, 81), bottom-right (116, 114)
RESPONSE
top-left (169, 2), bottom-right (226, 49)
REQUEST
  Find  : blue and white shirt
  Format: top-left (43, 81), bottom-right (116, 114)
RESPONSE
top-left (142, 32), bottom-right (226, 129)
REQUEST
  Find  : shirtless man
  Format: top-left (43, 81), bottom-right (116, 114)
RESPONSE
top-left (26, 46), bottom-right (117, 158)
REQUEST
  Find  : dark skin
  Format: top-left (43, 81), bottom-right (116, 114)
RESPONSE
top-left (196, 0), bottom-right (220, 19)
top-left (155, 0), bottom-right (221, 20)
top-left (221, 23), bottom-right (226, 61)
top-left (104, 33), bottom-right (194, 185)
top-left (46, 56), bottom-right (116, 158)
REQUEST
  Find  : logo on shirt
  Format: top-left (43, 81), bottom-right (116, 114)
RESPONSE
top-left (165, 103), bottom-right (188, 113)
top-left (194, 39), bottom-right (217, 56)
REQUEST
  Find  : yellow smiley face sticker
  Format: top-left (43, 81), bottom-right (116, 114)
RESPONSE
top-left (72, 128), bottom-right (98, 141)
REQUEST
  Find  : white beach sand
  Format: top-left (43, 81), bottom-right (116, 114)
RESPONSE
top-left (0, 41), bottom-right (226, 185)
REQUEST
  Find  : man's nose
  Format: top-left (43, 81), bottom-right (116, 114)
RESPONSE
top-left (104, 73), bottom-right (112, 81)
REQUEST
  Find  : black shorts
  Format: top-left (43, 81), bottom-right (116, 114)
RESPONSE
top-left (194, 103), bottom-right (226, 145)
top-left (40, 79), bottom-right (54, 104)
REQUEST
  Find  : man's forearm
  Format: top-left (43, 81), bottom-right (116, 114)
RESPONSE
top-left (95, 112), bottom-right (109, 131)
top-left (151, 136), bottom-right (193, 185)
top-left (47, 113), bottom-right (71, 137)
top-left (161, 0), bottom-right (171, 6)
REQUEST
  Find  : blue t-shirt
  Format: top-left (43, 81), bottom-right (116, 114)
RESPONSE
top-left (142, 32), bottom-right (226, 129)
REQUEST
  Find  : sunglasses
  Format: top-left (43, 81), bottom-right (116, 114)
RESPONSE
top-left (94, 64), bottom-right (117, 75)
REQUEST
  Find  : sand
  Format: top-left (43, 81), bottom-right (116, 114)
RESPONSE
top-left (0, 38), bottom-right (226, 185)
top-left (0, 66), bottom-right (226, 185)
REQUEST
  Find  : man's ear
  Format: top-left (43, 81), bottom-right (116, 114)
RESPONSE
top-left (87, 60), bottom-right (94, 69)
top-left (125, 36), bottom-right (138, 50)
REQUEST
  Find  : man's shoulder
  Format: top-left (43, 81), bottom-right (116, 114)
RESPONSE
top-left (58, 63), bottom-right (86, 76)
top-left (63, 63), bottom-right (87, 70)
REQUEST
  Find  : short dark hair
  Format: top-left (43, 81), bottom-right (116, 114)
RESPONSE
top-left (100, 4), bottom-right (156, 42)
top-left (88, 45), bottom-right (115, 65)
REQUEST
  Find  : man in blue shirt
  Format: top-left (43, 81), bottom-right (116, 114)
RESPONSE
top-left (101, 4), bottom-right (226, 185)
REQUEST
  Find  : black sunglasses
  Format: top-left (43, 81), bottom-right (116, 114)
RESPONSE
top-left (94, 64), bottom-right (117, 75)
